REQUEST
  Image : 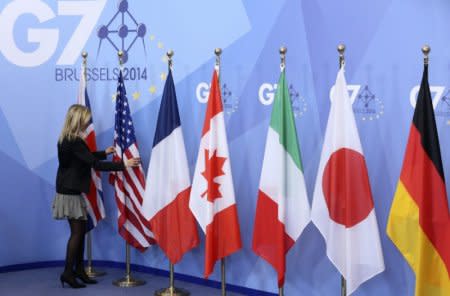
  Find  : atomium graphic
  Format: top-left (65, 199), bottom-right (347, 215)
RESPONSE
top-left (353, 85), bottom-right (384, 121)
top-left (222, 83), bottom-right (239, 115)
top-left (97, 0), bottom-right (146, 63)
top-left (289, 84), bottom-right (307, 118)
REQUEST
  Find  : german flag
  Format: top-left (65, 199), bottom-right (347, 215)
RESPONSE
top-left (387, 64), bottom-right (450, 295)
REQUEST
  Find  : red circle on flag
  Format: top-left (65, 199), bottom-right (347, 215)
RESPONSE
top-left (322, 148), bottom-right (374, 227)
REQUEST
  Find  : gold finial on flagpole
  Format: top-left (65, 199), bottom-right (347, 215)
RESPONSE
top-left (118, 50), bottom-right (124, 66)
top-left (82, 51), bottom-right (88, 65)
top-left (167, 50), bottom-right (174, 70)
top-left (81, 51), bottom-right (88, 81)
top-left (422, 45), bottom-right (430, 65)
top-left (214, 48), bottom-right (222, 82)
top-left (279, 46), bottom-right (287, 70)
top-left (337, 44), bottom-right (345, 69)
top-left (215, 48), bottom-right (222, 68)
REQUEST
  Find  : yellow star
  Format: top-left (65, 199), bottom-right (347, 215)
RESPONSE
top-left (132, 91), bottom-right (141, 100)
top-left (160, 72), bottom-right (166, 81)
top-left (149, 85), bottom-right (157, 94)
top-left (161, 55), bottom-right (168, 63)
top-left (157, 41), bottom-right (164, 49)
top-left (149, 35), bottom-right (155, 41)
top-left (112, 93), bottom-right (117, 101)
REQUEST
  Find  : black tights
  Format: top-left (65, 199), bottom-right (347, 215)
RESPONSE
top-left (64, 219), bottom-right (86, 276)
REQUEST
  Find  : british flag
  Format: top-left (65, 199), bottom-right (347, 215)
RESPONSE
top-left (77, 65), bottom-right (105, 231)
top-left (110, 70), bottom-right (154, 251)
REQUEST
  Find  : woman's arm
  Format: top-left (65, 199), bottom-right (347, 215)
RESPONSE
top-left (92, 151), bottom-right (107, 160)
top-left (72, 140), bottom-right (124, 171)
top-left (92, 146), bottom-right (115, 160)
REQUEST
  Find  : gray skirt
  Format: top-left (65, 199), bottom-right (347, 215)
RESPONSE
top-left (52, 193), bottom-right (87, 220)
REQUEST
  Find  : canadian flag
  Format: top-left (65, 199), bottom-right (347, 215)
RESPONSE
top-left (311, 67), bottom-right (384, 295)
top-left (189, 67), bottom-right (242, 278)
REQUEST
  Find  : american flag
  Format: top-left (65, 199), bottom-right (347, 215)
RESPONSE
top-left (77, 64), bottom-right (105, 231)
top-left (110, 70), bottom-right (154, 251)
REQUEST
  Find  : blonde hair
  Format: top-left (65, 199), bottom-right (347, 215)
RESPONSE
top-left (58, 104), bottom-right (91, 143)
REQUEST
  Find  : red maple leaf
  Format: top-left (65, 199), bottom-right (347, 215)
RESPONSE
top-left (201, 149), bottom-right (227, 202)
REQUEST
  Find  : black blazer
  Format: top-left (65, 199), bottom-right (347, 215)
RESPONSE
top-left (56, 137), bottom-right (124, 194)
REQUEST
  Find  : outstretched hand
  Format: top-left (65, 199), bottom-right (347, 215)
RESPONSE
top-left (105, 146), bottom-right (116, 155)
top-left (125, 157), bottom-right (141, 168)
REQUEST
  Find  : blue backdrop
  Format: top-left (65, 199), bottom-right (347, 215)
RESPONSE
top-left (0, 0), bottom-right (449, 295)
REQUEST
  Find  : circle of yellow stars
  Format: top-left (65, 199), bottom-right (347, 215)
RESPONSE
top-left (112, 34), bottom-right (168, 102)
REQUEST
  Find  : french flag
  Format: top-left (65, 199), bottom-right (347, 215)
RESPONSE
top-left (141, 69), bottom-right (199, 264)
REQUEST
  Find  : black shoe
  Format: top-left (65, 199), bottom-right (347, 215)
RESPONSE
top-left (60, 273), bottom-right (86, 289)
top-left (74, 271), bottom-right (98, 284)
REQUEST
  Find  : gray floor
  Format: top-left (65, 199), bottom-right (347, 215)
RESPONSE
top-left (0, 267), bottom-right (246, 296)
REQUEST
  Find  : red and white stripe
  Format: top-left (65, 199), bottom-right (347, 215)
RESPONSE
top-left (111, 141), bottom-right (154, 251)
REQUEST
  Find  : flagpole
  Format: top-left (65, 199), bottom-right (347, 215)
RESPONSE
top-left (213, 47), bottom-right (229, 296)
top-left (112, 50), bottom-right (145, 288)
top-left (337, 43), bottom-right (347, 296)
top-left (80, 51), bottom-right (107, 278)
top-left (85, 231), bottom-right (106, 277)
top-left (277, 45), bottom-right (288, 296)
top-left (154, 50), bottom-right (190, 296)
top-left (215, 47), bottom-right (228, 296)
top-left (112, 242), bottom-right (146, 287)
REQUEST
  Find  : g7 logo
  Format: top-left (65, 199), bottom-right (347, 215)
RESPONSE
top-left (0, 0), bottom-right (106, 67)
top-left (329, 84), bottom-right (361, 104)
top-left (409, 85), bottom-right (444, 109)
top-left (196, 82), bottom-right (210, 103)
top-left (258, 83), bottom-right (278, 105)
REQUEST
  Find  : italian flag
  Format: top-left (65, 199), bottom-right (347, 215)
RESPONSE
top-left (252, 69), bottom-right (310, 287)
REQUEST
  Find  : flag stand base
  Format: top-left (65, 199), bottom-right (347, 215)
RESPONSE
top-left (154, 263), bottom-right (190, 295)
top-left (154, 287), bottom-right (190, 296)
top-left (112, 243), bottom-right (146, 287)
top-left (85, 266), bottom-right (106, 278)
top-left (113, 275), bottom-right (146, 287)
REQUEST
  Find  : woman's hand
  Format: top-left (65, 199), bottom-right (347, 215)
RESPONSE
top-left (105, 146), bottom-right (116, 155)
top-left (125, 157), bottom-right (141, 168)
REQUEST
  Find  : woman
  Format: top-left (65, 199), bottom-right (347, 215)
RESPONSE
top-left (52, 104), bottom-right (140, 289)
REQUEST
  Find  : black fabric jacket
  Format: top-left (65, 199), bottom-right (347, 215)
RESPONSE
top-left (56, 137), bottom-right (124, 194)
